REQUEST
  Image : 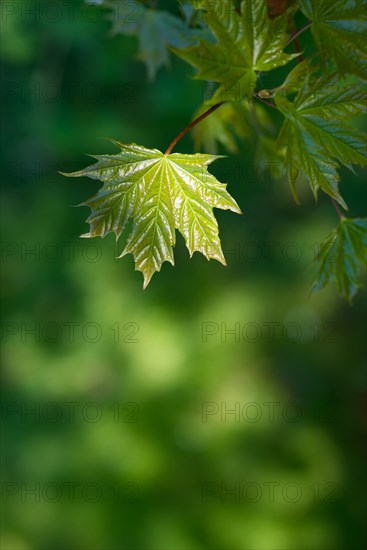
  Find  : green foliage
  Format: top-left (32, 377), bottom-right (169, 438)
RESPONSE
top-left (66, 0), bottom-right (367, 298)
top-left (5, 4), bottom-right (367, 549)
top-left (62, 142), bottom-right (240, 287)
top-left (313, 217), bottom-right (367, 301)
top-left (299, 0), bottom-right (367, 80)
top-left (173, 0), bottom-right (298, 101)
top-left (90, 0), bottom-right (204, 79)
top-left (192, 100), bottom-right (263, 154)
top-left (275, 75), bottom-right (367, 207)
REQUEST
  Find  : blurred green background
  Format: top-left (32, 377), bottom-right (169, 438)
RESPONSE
top-left (1, 1), bottom-right (367, 549)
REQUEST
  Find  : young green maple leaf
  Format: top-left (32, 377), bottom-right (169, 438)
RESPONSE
top-left (275, 75), bottom-right (367, 207)
top-left (313, 217), bottom-right (367, 302)
top-left (299, 0), bottom-right (367, 80)
top-left (61, 142), bottom-right (241, 288)
top-left (173, 0), bottom-right (298, 101)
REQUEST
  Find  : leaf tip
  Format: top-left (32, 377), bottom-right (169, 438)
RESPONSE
top-left (59, 170), bottom-right (74, 177)
top-left (142, 271), bottom-right (154, 289)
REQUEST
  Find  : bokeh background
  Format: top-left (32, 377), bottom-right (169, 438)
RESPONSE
top-left (1, 1), bottom-right (367, 549)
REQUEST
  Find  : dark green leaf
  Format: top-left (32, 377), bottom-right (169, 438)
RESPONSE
top-left (299, 0), bottom-right (367, 80)
top-left (313, 217), bottom-right (367, 301)
top-left (275, 75), bottom-right (367, 206)
top-left (95, 0), bottom-right (203, 79)
top-left (173, 0), bottom-right (298, 101)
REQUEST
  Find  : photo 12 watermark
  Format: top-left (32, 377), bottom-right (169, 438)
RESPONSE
top-left (1, 321), bottom-right (139, 344)
top-left (1, 481), bottom-right (140, 503)
top-left (1, 401), bottom-right (140, 424)
top-left (1, 81), bottom-right (141, 105)
top-left (1, 1), bottom-right (144, 25)
top-left (201, 480), bottom-right (339, 504)
top-left (201, 401), bottom-right (339, 424)
top-left (201, 321), bottom-right (338, 343)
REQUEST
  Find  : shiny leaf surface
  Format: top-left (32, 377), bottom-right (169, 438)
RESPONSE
top-left (62, 142), bottom-right (241, 287)
top-left (275, 75), bottom-right (367, 207)
top-left (173, 0), bottom-right (297, 101)
top-left (299, 0), bottom-right (367, 80)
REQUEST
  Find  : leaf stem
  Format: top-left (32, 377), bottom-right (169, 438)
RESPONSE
top-left (289, 17), bottom-right (304, 62)
top-left (165, 102), bottom-right (225, 155)
top-left (331, 198), bottom-right (344, 220)
top-left (254, 93), bottom-right (278, 109)
top-left (285, 21), bottom-right (312, 48)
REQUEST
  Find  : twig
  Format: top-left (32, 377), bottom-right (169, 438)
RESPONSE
top-left (289, 18), bottom-right (304, 62)
top-left (331, 198), bottom-right (344, 220)
top-left (254, 94), bottom-right (278, 109)
top-left (165, 84), bottom-right (283, 156)
top-left (285, 21), bottom-right (312, 48)
top-left (165, 102), bottom-right (224, 155)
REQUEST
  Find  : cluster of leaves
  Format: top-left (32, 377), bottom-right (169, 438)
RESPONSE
top-left (64, 0), bottom-right (367, 299)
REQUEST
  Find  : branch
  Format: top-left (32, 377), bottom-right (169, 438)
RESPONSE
top-left (165, 102), bottom-right (224, 155)
top-left (166, 85), bottom-right (282, 156)
top-left (285, 21), bottom-right (312, 48)
top-left (331, 198), bottom-right (344, 220)
top-left (289, 17), bottom-right (305, 62)
top-left (254, 93), bottom-right (278, 109)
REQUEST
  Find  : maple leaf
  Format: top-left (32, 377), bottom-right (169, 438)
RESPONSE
top-left (275, 75), bottom-right (367, 207)
top-left (61, 142), bottom-right (241, 288)
top-left (313, 217), bottom-right (367, 302)
top-left (276, 58), bottom-right (319, 94)
top-left (133, 9), bottom-right (197, 80)
top-left (172, 0), bottom-right (298, 101)
top-left (299, 0), bottom-right (367, 80)
top-left (90, 0), bottom-right (204, 80)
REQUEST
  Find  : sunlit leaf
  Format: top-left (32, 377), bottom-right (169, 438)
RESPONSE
top-left (61, 142), bottom-right (241, 287)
